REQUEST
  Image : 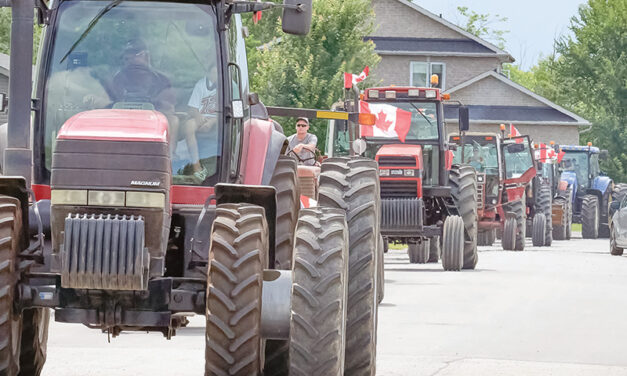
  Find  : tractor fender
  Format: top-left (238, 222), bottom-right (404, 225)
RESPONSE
top-left (240, 118), bottom-right (287, 186)
top-left (592, 175), bottom-right (612, 195)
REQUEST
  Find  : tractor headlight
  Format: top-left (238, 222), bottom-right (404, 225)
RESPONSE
top-left (51, 190), bottom-right (87, 205)
top-left (88, 190), bottom-right (125, 207)
top-left (126, 192), bottom-right (166, 208)
top-left (477, 175), bottom-right (484, 182)
top-left (379, 169), bottom-right (390, 177)
top-left (404, 169), bottom-right (415, 177)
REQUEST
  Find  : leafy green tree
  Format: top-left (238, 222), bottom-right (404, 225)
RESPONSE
top-left (0, 8), bottom-right (44, 64)
top-left (243, 0), bottom-right (380, 148)
top-left (456, 6), bottom-right (509, 49)
top-left (550, 0), bottom-right (627, 181)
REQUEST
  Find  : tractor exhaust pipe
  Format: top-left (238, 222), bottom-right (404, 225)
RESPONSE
top-left (4, 0), bottom-right (34, 185)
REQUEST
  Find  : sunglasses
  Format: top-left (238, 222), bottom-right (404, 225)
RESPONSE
top-left (296, 123), bottom-right (308, 127)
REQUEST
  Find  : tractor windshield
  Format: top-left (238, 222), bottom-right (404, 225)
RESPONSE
top-left (41, 1), bottom-right (221, 185)
top-left (362, 101), bottom-right (439, 141)
top-left (450, 135), bottom-right (499, 175)
top-left (502, 138), bottom-right (534, 179)
top-left (561, 151), bottom-right (589, 188)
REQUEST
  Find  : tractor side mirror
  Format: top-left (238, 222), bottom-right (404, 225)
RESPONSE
top-left (600, 149), bottom-right (609, 160)
top-left (282, 0), bottom-right (312, 35)
top-left (458, 106), bottom-right (469, 132)
top-left (0, 93), bottom-right (6, 113)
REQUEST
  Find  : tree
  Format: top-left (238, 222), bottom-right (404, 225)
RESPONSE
top-left (0, 8), bottom-right (43, 63)
top-left (243, 0), bottom-right (380, 148)
top-left (550, 0), bottom-right (627, 181)
top-left (456, 6), bottom-right (509, 50)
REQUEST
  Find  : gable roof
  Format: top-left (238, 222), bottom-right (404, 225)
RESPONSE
top-left (446, 70), bottom-right (590, 126)
top-left (390, 0), bottom-right (514, 62)
top-left (365, 37), bottom-right (495, 56)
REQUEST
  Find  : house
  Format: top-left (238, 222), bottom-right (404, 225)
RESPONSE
top-left (368, 0), bottom-right (589, 144)
top-left (0, 53), bottom-right (9, 124)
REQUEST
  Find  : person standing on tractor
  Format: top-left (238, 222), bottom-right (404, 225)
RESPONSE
top-left (287, 117), bottom-right (318, 165)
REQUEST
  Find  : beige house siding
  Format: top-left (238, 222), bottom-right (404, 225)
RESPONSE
top-left (371, 0), bottom-right (464, 39)
top-left (449, 75), bottom-right (547, 107)
top-left (445, 122), bottom-right (580, 145)
top-left (373, 55), bottom-right (501, 89)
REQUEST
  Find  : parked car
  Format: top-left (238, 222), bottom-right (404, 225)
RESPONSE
top-left (610, 196), bottom-right (627, 255)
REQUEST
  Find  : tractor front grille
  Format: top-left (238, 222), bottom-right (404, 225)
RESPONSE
top-left (377, 156), bottom-right (417, 167)
top-left (476, 174), bottom-right (486, 209)
top-left (380, 180), bottom-right (419, 198)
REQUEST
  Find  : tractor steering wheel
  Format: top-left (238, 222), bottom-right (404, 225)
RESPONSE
top-left (287, 148), bottom-right (321, 166)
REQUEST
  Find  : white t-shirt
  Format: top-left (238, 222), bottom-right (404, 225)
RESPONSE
top-left (188, 77), bottom-right (217, 118)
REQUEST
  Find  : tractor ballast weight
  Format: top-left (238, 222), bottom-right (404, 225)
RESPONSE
top-left (0, 1), bottom-right (381, 375)
top-left (449, 132), bottom-right (536, 251)
top-left (325, 85), bottom-right (479, 271)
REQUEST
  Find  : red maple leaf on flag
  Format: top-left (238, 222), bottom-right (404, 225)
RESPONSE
top-left (376, 110), bottom-right (393, 132)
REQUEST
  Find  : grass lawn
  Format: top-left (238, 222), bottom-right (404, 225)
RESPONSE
top-left (572, 223), bottom-right (582, 232)
top-left (387, 242), bottom-right (407, 250)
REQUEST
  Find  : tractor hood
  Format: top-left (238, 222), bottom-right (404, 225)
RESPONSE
top-left (375, 144), bottom-right (423, 170)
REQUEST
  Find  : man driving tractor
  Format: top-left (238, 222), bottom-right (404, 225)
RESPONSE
top-left (287, 116), bottom-right (318, 165)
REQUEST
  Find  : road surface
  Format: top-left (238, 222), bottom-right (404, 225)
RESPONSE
top-left (42, 234), bottom-right (627, 375)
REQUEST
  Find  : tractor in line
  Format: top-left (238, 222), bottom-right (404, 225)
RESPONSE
top-left (325, 83), bottom-right (479, 271)
top-left (0, 1), bottom-right (382, 375)
top-left (449, 129), bottom-right (536, 251)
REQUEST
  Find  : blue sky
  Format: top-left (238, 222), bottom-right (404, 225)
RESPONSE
top-left (415, 0), bottom-right (586, 70)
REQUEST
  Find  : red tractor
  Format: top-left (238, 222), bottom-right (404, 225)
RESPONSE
top-left (326, 85), bottom-right (479, 271)
top-left (0, 1), bottom-right (381, 375)
top-left (449, 131), bottom-right (536, 251)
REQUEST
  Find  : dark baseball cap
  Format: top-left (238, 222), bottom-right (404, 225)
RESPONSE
top-left (296, 117), bottom-right (309, 126)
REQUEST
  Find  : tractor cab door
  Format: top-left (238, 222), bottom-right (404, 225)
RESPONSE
top-left (502, 136), bottom-right (536, 185)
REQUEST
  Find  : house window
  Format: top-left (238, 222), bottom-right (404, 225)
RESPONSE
top-left (410, 62), bottom-right (445, 90)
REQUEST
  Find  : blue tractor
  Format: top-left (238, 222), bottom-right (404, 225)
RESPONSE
top-left (559, 145), bottom-right (627, 238)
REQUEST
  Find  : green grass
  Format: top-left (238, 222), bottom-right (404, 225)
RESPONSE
top-left (387, 243), bottom-right (407, 250)
top-left (572, 223), bottom-right (582, 232)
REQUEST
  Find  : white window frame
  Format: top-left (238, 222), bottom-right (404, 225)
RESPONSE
top-left (409, 61), bottom-right (446, 90)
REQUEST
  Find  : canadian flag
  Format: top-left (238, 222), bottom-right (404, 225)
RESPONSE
top-left (360, 101), bottom-right (412, 142)
top-left (509, 124), bottom-right (521, 137)
top-left (535, 143), bottom-right (557, 162)
top-left (344, 66), bottom-right (369, 89)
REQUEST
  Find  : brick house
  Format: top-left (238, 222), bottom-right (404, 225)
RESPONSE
top-left (368, 0), bottom-right (589, 144)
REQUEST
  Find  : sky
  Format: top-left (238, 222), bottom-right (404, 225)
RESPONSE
top-left (415, 0), bottom-right (586, 70)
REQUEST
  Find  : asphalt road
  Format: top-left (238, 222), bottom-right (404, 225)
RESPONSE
top-left (41, 233), bottom-right (627, 375)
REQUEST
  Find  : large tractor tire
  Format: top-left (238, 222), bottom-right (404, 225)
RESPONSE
top-left (610, 226), bottom-right (624, 256)
top-left (265, 156), bottom-right (300, 375)
top-left (502, 217), bottom-right (517, 251)
top-left (503, 196), bottom-right (526, 251)
top-left (205, 204), bottom-right (266, 376)
top-left (408, 240), bottom-right (429, 264)
top-left (318, 157), bottom-right (378, 375)
top-left (565, 187), bottom-right (573, 240)
top-left (531, 213), bottom-right (546, 247)
top-left (477, 230), bottom-right (495, 246)
top-left (552, 197), bottom-right (569, 241)
top-left (427, 236), bottom-right (441, 263)
top-left (613, 184), bottom-right (627, 204)
top-left (377, 235), bottom-right (385, 305)
top-left (581, 194), bottom-right (600, 239)
top-left (269, 155), bottom-right (299, 270)
top-left (449, 165), bottom-right (478, 270)
top-left (537, 185), bottom-right (553, 246)
top-left (289, 208), bottom-right (349, 376)
top-left (18, 308), bottom-right (50, 376)
top-left (0, 195), bottom-right (24, 375)
top-left (441, 216), bottom-right (464, 271)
